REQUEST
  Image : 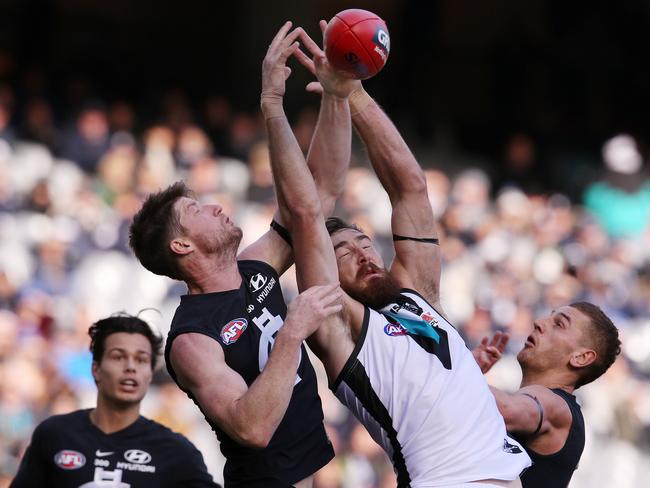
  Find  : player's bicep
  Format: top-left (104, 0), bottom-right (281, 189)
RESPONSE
top-left (238, 227), bottom-right (293, 276)
top-left (498, 386), bottom-right (569, 436)
top-left (169, 334), bottom-right (250, 441)
top-left (389, 196), bottom-right (441, 302)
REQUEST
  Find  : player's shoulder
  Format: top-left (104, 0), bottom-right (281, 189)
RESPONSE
top-left (37, 409), bottom-right (88, 432)
top-left (236, 258), bottom-right (279, 279)
top-left (138, 417), bottom-right (197, 450)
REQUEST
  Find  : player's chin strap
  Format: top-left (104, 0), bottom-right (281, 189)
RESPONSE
top-left (393, 234), bottom-right (439, 245)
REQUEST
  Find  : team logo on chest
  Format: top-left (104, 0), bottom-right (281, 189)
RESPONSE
top-left (220, 318), bottom-right (248, 345)
top-left (54, 450), bottom-right (86, 470)
top-left (384, 320), bottom-right (408, 337)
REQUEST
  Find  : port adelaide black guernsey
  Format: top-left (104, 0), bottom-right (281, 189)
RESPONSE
top-left (165, 260), bottom-right (333, 488)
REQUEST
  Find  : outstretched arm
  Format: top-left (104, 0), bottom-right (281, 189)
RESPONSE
top-left (350, 88), bottom-right (441, 307)
top-left (262, 23), bottom-right (363, 380)
top-left (238, 23), bottom-right (351, 276)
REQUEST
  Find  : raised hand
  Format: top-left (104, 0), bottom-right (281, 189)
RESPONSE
top-left (261, 21), bottom-right (303, 109)
top-left (294, 20), bottom-right (361, 99)
top-left (283, 283), bottom-right (344, 341)
top-left (472, 331), bottom-right (510, 374)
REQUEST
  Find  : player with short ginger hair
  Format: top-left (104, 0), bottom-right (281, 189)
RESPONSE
top-left (11, 314), bottom-right (220, 488)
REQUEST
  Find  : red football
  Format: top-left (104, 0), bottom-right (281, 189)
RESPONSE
top-left (324, 9), bottom-right (390, 80)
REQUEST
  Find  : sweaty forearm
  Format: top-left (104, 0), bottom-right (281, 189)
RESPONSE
top-left (307, 93), bottom-right (351, 216)
top-left (351, 89), bottom-right (424, 199)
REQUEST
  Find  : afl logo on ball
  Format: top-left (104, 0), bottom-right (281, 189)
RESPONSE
top-left (54, 450), bottom-right (86, 470)
top-left (221, 319), bottom-right (248, 345)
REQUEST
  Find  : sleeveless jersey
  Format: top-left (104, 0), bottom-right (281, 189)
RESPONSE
top-left (515, 388), bottom-right (585, 488)
top-left (164, 260), bottom-right (333, 488)
top-left (332, 289), bottom-right (531, 487)
top-left (10, 409), bottom-right (218, 487)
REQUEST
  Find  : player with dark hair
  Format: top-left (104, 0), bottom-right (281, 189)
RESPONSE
top-left (261, 23), bottom-right (531, 487)
top-left (128, 22), bottom-right (352, 488)
top-left (473, 302), bottom-right (621, 488)
top-left (11, 313), bottom-right (220, 488)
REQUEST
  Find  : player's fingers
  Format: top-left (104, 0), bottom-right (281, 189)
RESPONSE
top-left (294, 47), bottom-right (316, 75)
top-left (284, 66), bottom-right (291, 80)
top-left (490, 331), bottom-right (502, 346)
top-left (306, 81), bottom-right (324, 94)
top-left (480, 336), bottom-right (489, 347)
top-left (298, 27), bottom-right (323, 57)
top-left (486, 346), bottom-right (501, 357)
top-left (498, 333), bottom-right (510, 351)
top-left (278, 42), bottom-right (300, 64)
top-left (282, 27), bottom-right (303, 49)
top-left (319, 19), bottom-right (328, 35)
top-left (270, 21), bottom-right (293, 49)
top-left (322, 303), bottom-right (343, 316)
top-left (308, 282), bottom-right (339, 299)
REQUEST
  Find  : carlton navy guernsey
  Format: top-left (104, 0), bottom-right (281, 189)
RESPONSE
top-left (10, 409), bottom-right (219, 487)
top-left (165, 260), bottom-right (333, 488)
top-left (514, 388), bottom-right (585, 488)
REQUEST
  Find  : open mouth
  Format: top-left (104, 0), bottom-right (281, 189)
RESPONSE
top-left (359, 265), bottom-right (380, 281)
top-left (525, 334), bottom-right (537, 348)
top-left (119, 379), bottom-right (139, 390)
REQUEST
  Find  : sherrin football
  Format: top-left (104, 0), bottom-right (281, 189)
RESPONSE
top-left (324, 9), bottom-right (390, 80)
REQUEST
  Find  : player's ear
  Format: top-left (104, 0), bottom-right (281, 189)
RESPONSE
top-left (569, 348), bottom-right (597, 369)
top-left (170, 237), bottom-right (193, 256)
top-left (91, 361), bottom-right (100, 384)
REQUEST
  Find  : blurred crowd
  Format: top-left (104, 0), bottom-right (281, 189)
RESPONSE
top-left (0, 78), bottom-right (649, 487)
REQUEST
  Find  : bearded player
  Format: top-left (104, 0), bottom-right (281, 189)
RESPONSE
top-left (261, 22), bottom-right (531, 487)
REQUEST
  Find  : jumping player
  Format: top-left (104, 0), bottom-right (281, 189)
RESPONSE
top-left (473, 304), bottom-right (621, 488)
top-left (262, 23), bottom-right (531, 487)
top-left (10, 314), bottom-right (220, 488)
top-left (128, 22), bottom-right (350, 488)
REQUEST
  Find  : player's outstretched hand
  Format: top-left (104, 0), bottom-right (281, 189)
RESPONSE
top-left (472, 331), bottom-right (510, 374)
top-left (294, 20), bottom-right (361, 98)
top-left (261, 22), bottom-right (302, 107)
top-left (284, 283), bottom-right (343, 341)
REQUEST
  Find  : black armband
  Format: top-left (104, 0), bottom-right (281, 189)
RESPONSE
top-left (270, 220), bottom-right (293, 247)
top-left (521, 393), bottom-right (545, 436)
top-left (393, 234), bottom-right (439, 245)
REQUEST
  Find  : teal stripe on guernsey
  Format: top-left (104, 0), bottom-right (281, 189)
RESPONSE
top-left (384, 313), bottom-right (440, 342)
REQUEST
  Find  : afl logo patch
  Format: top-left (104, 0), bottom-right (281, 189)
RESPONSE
top-left (384, 322), bottom-right (408, 336)
top-left (221, 318), bottom-right (248, 345)
top-left (54, 450), bottom-right (86, 470)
